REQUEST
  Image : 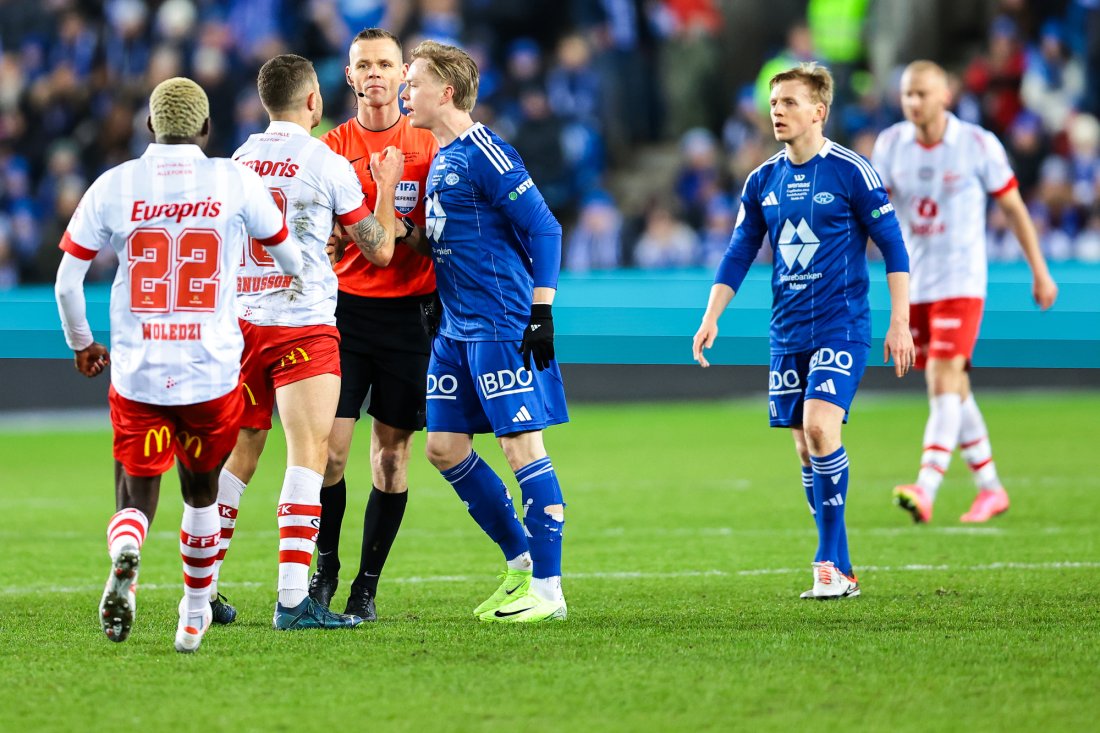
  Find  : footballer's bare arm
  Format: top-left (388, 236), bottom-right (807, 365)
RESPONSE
top-left (401, 222), bottom-right (433, 257)
top-left (348, 214), bottom-right (395, 266)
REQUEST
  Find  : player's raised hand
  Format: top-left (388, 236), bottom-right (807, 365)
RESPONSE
top-left (1033, 271), bottom-right (1058, 310)
top-left (883, 322), bottom-right (915, 377)
top-left (74, 342), bottom-right (109, 378)
top-left (370, 146), bottom-right (405, 190)
top-left (692, 320), bottom-right (717, 368)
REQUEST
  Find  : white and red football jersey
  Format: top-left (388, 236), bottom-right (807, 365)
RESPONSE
top-left (232, 121), bottom-right (371, 327)
top-left (872, 113), bottom-right (1018, 303)
top-left (61, 143), bottom-right (288, 405)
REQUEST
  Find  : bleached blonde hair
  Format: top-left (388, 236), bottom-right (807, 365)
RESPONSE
top-left (149, 77), bottom-right (209, 139)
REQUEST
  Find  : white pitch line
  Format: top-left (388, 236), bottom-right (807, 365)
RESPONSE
top-left (9, 525), bottom-right (1097, 544)
top-left (5, 562), bottom-right (1099, 596)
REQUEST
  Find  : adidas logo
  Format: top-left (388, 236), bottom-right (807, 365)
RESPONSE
top-left (824, 492), bottom-right (844, 506)
top-left (512, 405), bottom-right (533, 423)
top-left (530, 324), bottom-right (541, 331)
top-left (762, 191), bottom-right (779, 207)
top-left (814, 379), bottom-right (837, 395)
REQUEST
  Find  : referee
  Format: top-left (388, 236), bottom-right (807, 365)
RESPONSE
top-left (313, 28), bottom-right (440, 621)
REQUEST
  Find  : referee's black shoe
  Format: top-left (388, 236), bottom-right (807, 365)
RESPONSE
top-left (343, 582), bottom-right (377, 622)
top-left (308, 568), bottom-right (339, 609)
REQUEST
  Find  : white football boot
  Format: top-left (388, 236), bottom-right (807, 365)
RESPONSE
top-left (99, 545), bottom-right (140, 642)
top-left (802, 560), bottom-right (860, 600)
top-left (174, 597), bottom-right (214, 653)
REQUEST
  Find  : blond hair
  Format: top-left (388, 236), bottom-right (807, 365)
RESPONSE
top-left (410, 40), bottom-right (479, 112)
top-left (770, 62), bottom-right (834, 120)
top-left (902, 60), bottom-right (949, 86)
top-left (149, 77), bottom-right (209, 139)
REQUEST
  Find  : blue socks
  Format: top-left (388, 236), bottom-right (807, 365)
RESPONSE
top-left (802, 466), bottom-right (818, 530)
top-left (810, 447), bottom-right (851, 576)
top-left (514, 457), bottom-right (565, 579)
top-left (441, 452), bottom-right (528, 561)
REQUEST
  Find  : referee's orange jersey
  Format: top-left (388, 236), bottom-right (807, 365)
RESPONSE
top-left (321, 114), bottom-right (438, 298)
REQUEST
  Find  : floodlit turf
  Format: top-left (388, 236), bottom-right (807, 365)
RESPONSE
top-left (1, 392), bottom-right (1098, 732)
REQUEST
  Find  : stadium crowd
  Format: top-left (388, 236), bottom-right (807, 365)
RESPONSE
top-left (1, 0), bottom-right (1099, 287)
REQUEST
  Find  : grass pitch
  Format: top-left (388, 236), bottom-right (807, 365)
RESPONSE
top-left (2, 391), bottom-right (1098, 732)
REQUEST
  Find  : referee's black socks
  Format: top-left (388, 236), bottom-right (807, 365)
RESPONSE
top-left (317, 478), bottom-right (347, 573)
top-left (356, 487), bottom-right (408, 594)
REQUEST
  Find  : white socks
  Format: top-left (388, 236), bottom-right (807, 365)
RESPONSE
top-left (210, 469), bottom-right (246, 598)
top-left (959, 394), bottom-right (1002, 491)
top-left (506, 551), bottom-right (533, 571)
top-left (532, 576), bottom-right (564, 604)
top-left (917, 393), bottom-right (963, 500)
top-left (276, 466), bottom-right (323, 608)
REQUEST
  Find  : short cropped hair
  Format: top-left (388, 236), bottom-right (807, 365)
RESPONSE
top-left (353, 27), bottom-right (402, 54)
top-left (257, 54), bottom-right (316, 113)
top-left (149, 77), bottom-right (209, 139)
top-left (770, 62), bottom-right (834, 120)
top-left (903, 59), bottom-right (949, 85)
top-left (410, 40), bottom-right (479, 112)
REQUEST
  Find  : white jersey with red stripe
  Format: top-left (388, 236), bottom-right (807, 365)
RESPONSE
top-left (61, 143), bottom-right (288, 406)
top-left (872, 113), bottom-right (1017, 303)
top-left (232, 121), bottom-right (370, 327)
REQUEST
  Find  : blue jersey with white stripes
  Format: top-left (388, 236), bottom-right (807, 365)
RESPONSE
top-left (719, 139), bottom-right (907, 354)
top-left (424, 122), bottom-right (563, 342)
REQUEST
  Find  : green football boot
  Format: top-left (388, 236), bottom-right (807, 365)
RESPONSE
top-left (472, 568), bottom-right (532, 617)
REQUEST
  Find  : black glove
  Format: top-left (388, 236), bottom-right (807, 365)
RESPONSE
top-left (419, 291), bottom-right (442, 339)
top-left (519, 303), bottom-right (555, 371)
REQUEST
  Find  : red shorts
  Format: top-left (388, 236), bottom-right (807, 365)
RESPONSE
top-left (109, 385), bottom-right (244, 477)
top-left (910, 297), bottom-right (984, 369)
top-left (239, 321), bottom-right (341, 430)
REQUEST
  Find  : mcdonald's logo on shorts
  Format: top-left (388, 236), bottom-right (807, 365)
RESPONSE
top-left (144, 425), bottom-right (172, 457)
top-left (176, 431), bottom-right (203, 459)
top-left (278, 347), bottom-right (310, 369)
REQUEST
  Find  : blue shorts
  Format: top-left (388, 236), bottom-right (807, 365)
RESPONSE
top-left (427, 336), bottom-right (570, 437)
top-left (768, 342), bottom-right (868, 428)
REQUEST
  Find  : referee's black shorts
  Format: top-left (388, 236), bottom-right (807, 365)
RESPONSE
top-left (334, 290), bottom-right (434, 431)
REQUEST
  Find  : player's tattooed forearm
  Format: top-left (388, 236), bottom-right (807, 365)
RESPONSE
top-left (351, 215), bottom-right (387, 254)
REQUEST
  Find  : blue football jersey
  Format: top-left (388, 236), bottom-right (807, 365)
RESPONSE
top-left (424, 122), bottom-right (562, 342)
top-left (724, 140), bottom-right (904, 353)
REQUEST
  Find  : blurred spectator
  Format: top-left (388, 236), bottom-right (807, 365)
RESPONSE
top-left (633, 201), bottom-right (698, 268)
top-left (698, 194), bottom-right (735, 268)
top-left (654, 0), bottom-right (723, 137)
top-left (565, 190), bottom-right (623, 271)
top-left (1076, 208), bottom-right (1100, 261)
top-left (1021, 20), bottom-right (1085, 135)
top-left (754, 23), bottom-right (817, 119)
top-left (1066, 113), bottom-right (1100, 209)
top-left (1006, 111), bottom-right (1047, 192)
top-left (510, 85), bottom-right (572, 216)
top-left (546, 34), bottom-right (601, 126)
top-left (673, 127), bottom-right (723, 231)
top-left (964, 16), bottom-right (1026, 134)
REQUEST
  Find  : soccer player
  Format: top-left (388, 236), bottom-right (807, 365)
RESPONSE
top-left (872, 61), bottom-right (1058, 524)
top-left (308, 28), bottom-right (440, 622)
top-left (53, 77), bottom-right (302, 652)
top-left (205, 54), bottom-right (404, 630)
top-left (692, 63), bottom-right (915, 599)
top-left (404, 40), bottom-right (569, 622)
